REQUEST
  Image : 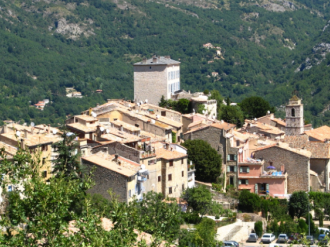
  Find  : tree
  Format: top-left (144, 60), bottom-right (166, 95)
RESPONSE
top-left (181, 185), bottom-right (212, 215)
top-left (175, 98), bottom-right (190, 114)
top-left (254, 221), bottom-right (263, 236)
top-left (288, 191), bottom-right (310, 219)
top-left (159, 95), bottom-right (167, 107)
top-left (238, 190), bottom-right (261, 213)
top-left (128, 191), bottom-right (183, 241)
top-left (182, 139), bottom-right (222, 183)
top-left (52, 129), bottom-right (82, 179)
top-left (219, 105), bottom-right (244, 127)
top-left (194, 218), bottom-right (219, 247)
top-left (240, 96), bottom-right (274, 119)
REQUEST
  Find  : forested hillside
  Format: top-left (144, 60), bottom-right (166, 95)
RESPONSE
top-left (1, 0), bottom-right (330, 126)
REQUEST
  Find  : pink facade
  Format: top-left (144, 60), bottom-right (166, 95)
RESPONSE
top-left (238, 161), bottom-right (287, 198)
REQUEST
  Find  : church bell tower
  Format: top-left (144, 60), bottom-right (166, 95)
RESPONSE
top-left (285, 95), bottom-right (304, 136)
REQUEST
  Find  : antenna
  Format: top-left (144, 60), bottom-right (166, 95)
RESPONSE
top-left (30, 122), bottom-right (35, 127)
top-left (16, 131), bottom-right (21, 137)
top-left (100, 127), bottom-right (105, 132)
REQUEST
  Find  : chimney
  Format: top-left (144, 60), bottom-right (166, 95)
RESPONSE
top-left (120, 126), bottom-right (123, 132)
top-left (48, 125), bottom-right (51, 134)
top-left (97, 103), bottom-right (100, 107)
top-left (96, 125), bottom-right (101, 138)
top-left (152, 56), bottom-right (157, 63)
top-left (165, 55), bottom-right (171, 59)
top-left (114, 153), bottom-right (121, 165)
top-left (20, 139), bottom-right (24, 150)
top-left (142, 58), bottom-right (147, 64)
top-left (3, 125), bottom-right (7, 134)
top-left (165, 142), bottom-right (170, 150)
top-left (24, 129), bottom-right (28, 139)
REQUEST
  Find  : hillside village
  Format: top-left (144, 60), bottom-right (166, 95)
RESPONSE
top-left (1, 56), bottom-right (330, 245)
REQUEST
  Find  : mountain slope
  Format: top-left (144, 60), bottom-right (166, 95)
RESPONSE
top-left (0, 0), bottom-right (329, 126)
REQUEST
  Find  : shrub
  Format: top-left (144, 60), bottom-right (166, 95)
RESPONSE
top-left (215, 215), bottom-right (220, 219)
top-left (182, 212), bottom-right (202, 224)
top-left (243, 214), bottom-right (251, 222)
top-left (255, 221), bottom-right (263, 236)
top-left (239, 190), bottom-right (261, 213)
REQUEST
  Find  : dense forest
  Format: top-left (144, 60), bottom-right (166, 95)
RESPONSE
top-left (1, 0), bottom-right (330, 126)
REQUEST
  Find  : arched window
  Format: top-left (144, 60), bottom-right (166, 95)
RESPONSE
top-left (291, 108), bottom-right (295, 117)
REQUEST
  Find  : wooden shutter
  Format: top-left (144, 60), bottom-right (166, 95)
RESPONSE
top-left (255, 183), bottom-right (258, 194)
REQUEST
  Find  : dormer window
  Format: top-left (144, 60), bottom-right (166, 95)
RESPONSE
top-left (291, 108), bottom-right (295, 117)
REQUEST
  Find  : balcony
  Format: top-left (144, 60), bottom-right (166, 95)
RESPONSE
top-left (139, 150), bottom-right (156, 159)
top-left (260, 171), bottom-right (287, 178)
top-left (239, 158), bottom-right (264, 165)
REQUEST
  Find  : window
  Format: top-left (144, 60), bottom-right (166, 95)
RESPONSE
top-left (135, 124), bottom-right (139, 127)
top-left (236, 140), bottom-right (240, 147)
top-left (75, 118), bottom-right (78, 123)
top-left (158, 176), bottom-right (161, 182)
top-left (169, 161), bottom-right (173, 167)
top-left (42, 158), bottom-right (46, 165)
top-left (181, 158), bottom-right (184, 164)
top-left (291, 108), bottom-right (295, 117)
top-left (7, 185), bottom-right (12, 192)
top-left (169, 187), bottom-right (172, 194)
top-left (239, 179), bottom-right (248, 185)
top-left (149, 66), bottom-right (152, 69)
top-left (42, 171), bottom-right (47, 178)
top-left (161, 111), bottom-right (166, 117)
top-left (240, 166), bottom-right (250, 173)
top-left (227, 165), bottom-right (237, 172)
top-left (182, 171), bottom-right (184, 177)
top-left (227, 154), bottom-right (237, 161)
top-left (182, 184), bottom-right (185, 191)
top-left (129, 189), bottom-right (132, 198)
top-left (168, 174), bottom-right (172, 181)
top-left (148, 159), bottom-right (156, 165)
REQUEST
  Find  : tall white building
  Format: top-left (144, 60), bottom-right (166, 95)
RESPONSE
top-left (134, 56), bottom-right (180, 105)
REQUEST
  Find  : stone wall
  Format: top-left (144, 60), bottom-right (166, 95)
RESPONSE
top-left (83, 159), bottom-right (131, 202)
top-left (254, 146), bottom-right (310, 193)
top-left (310, 159), bottom-right (327, 191)
top-left (134, 65), bottom-right (168, 105)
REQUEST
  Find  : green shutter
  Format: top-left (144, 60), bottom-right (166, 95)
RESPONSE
top-left (234, 166), bottom-right (237, 172)
top-left (234, 155), bottom-right (237, 161)
top-left (240, 167), bottom-right (242, 173)
top-left (238, 179), bottom-right (241, 185)
top-left (255, 183), bottom-right (258, 194)
top-left (246, 180), bottom-right (249, 185)
top-left (247, 167), bottom-right (250, 173)
top-left (227, 154), bottom-right (230, 161)
top-left (227, 165), bottom-right (230, 172)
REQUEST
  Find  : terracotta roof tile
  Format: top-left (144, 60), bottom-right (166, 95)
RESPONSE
top-left (304, 126), bottom-right (330, 142)
top-left (255, 142), bottom-right (311, 157)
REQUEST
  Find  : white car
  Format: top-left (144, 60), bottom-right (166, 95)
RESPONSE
top-left (261, 233), bottom-right (276, 243)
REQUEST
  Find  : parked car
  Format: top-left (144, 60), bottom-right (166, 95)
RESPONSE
top-left (277, 234), bottom-right (288, 243)
top-left (318, 234), bottom-right (328, 245)
top-left (223, 240), bottom-right (239, 247)
top-left (289, 233), bottom-right (301, 242)
top-left (269, 244), bottom-right (284, 247)
top-left (247, 233), bottom-right (258, 242)
top-left (318, 227), bottom-right (330, 234)
top-left (306, 235), bottom-right (315, 245)
top-left (261, 233), bottom-right (276, 243)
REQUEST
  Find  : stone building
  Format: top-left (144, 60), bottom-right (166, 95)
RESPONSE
top-left (134, 56), bottom-right (180, 105)
top-left (254, 142), bottom-right (311, 194)
top-left (183, 122), bottom-right (238, 187)
top-left (285, 95), bottom-right (304, 136)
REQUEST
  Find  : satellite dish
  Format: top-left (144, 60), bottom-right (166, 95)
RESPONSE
top-left (16, 131), bottom-right (21, 137)
top-left (30, 122), bottom-right (35, 127)
top-left (254, 118), bottom-right (257, 121)
top-left (100, 127), bottom-right (105, 132)
top-left (267, 110), bottom-right (270, 114)
top-left (91, 112), bottom-right (97, 118)
top-left (66, 132), bottom-right (74, 137)
top-left (106, 129), bottom-right (110, 134)
top-left (52, 129), bottom-right (57, 135)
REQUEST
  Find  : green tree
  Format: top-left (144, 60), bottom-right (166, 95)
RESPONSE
top-left (219, 105), bottom-right (244, 127)
top-left (288, 191), bottom-right (310, 219)
top-left (52, 129), bottom-right (82, 179)
top-left (182, 139), bottom-right (222, 182)
top-left (238, 190), bottom-right (261, 213)
top-left (193, 218), bottom-right (219, 247)
top-left (159, 95), bottom-right (167, 107)
top-left (254, 221), bottom-right (263, 236)
top-left (181, 185), bottom-right (212, 215)
top-left (240, 96), bottom-right (274, 119)
top-left (128, 191), bottom-right (183, 241)
top-left (175, 98), bottom-right (190, 114)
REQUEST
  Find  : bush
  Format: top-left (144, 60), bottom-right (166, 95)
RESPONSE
top-left (182, 212), bottom-right (202, 224)
top-left (255, 221), bottom-right (263, 236)
top-left (215, 215), bottom-right (220, 220)
top-left (243, 214), bottom-right (251, 222)
top-left (239, 190), bottom-right (261, 213)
